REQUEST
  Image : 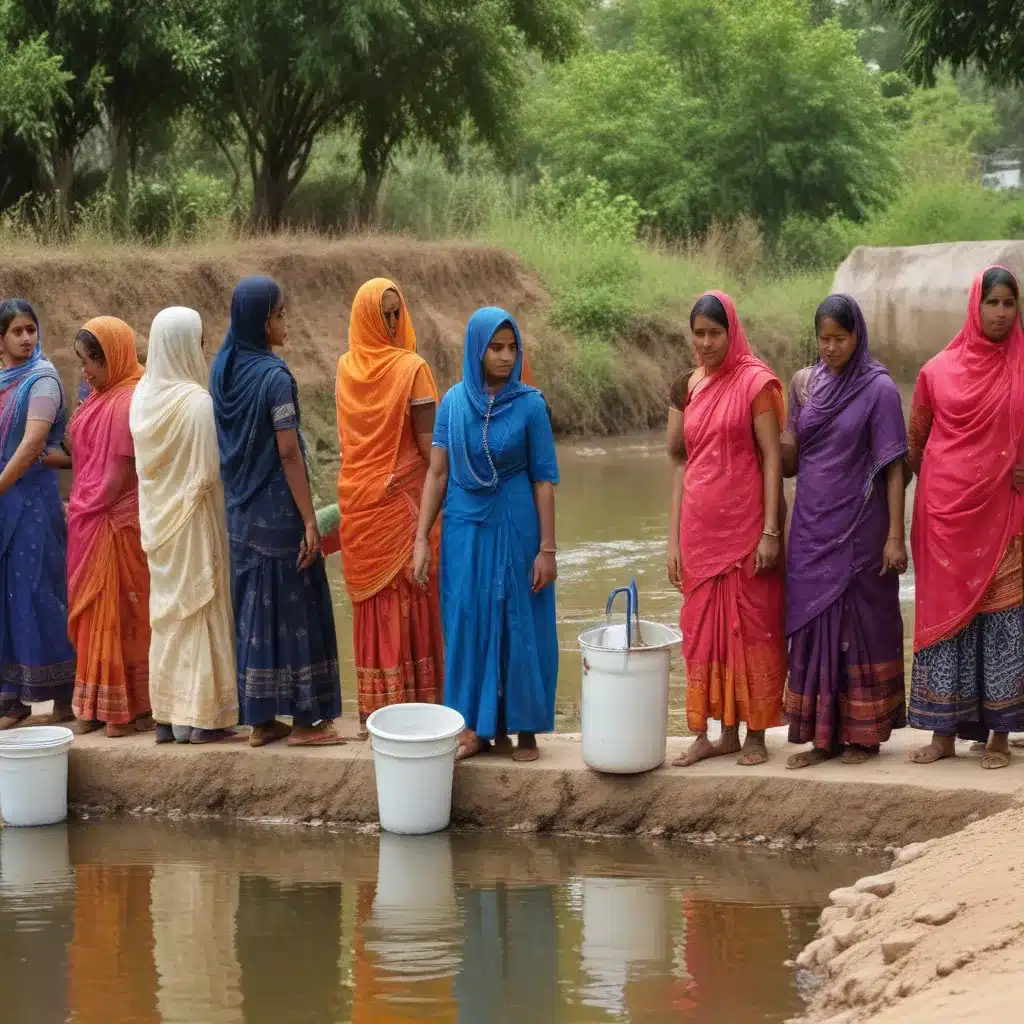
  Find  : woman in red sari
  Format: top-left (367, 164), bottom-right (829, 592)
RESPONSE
top-left (907, 266), bottom-right (1024, 769)
top-left (666, 292), bottom-right (786, 767)
top-left (67, 317), bottom-right (152, 737)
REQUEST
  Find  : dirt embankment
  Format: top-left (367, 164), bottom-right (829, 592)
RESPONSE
top-left (0, 237), bottom-right (691, 457)
top-left (792, 801), bottom-right (1024, 1024)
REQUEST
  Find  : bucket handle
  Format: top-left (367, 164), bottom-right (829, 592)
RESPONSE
top-left (605, 578), bottom-right (640, 649)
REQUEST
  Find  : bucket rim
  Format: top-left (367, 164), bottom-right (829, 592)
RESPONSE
top-left (366, 703), bottom-right (466, 743)
top-left (0, 725), bottom-right (74, 750)
top-left (578, 619), bottom-right (681, 653)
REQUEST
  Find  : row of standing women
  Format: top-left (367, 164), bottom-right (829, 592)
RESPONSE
top-left (1, 265), bottom-right (1022, 770)
top-left (669, 268), bottom-right (1024, 772)
top-left (0, 277), bottom-right (559, 762)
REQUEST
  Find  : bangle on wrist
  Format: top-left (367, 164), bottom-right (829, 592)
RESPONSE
top-left (762, 527), bottom-right (780, 539)
top-left (541, 546), bottom-right (557, 555)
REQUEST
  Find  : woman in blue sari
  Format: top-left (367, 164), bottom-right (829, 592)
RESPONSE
top-left (210, 277), bottom-right (344, 747)
top-left (414, 307), bottom-right (559, 761)
top-left (0, 298), bottom-right (76, 728)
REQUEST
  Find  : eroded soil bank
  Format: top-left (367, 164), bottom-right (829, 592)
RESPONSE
top-left (64, 727), bottom-right (1019, 849)
top-left (791, 802), bottom-right (1024, 1023)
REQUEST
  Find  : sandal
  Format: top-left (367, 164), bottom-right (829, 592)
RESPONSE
top-left (0, 706), bottom-right (31, 731)
top-left (70, 719), bottom-right (103, 736)
top-left (512, 732), bottom-right (539, 762)
top-left (786, 748), bottom-right (833, 770)
top-left (191, 728), bottom-right (246, 745)
top-left (840, 745), bottom-right (878, 765)
top-left (981, 751), bottom-right (1011, 770)
top-left (287, 725), bottom-right (346, 747)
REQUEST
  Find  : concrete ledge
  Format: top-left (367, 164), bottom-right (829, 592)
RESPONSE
top-left (64, 724), bottom-right (1024, 848)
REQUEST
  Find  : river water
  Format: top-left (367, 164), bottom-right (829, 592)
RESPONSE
top-left (327, 434), bottom-right (917, 733)
top-left (0, 820), bottom-right (885, 1023)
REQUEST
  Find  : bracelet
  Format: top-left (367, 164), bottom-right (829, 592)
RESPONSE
top-left (762, 528), bottom-right (781, 539)
top-left (887, 535), bottom-right (904, 542)
top-left (541, 547), bottom-right (557, 555)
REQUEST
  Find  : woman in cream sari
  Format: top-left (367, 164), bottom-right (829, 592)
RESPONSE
top-left (129, 307), bottom-right (238, 743)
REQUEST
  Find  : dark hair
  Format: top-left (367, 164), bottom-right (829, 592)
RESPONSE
top-left (689, 294), bottom-right (729, 331)
top-left (75, 328), bottom-right (106, 365)
top-left (814, 294), bottom-right (857, 335)
top-left (981, 267), bottom-right (1019, 302)
top-left (0, 298), bottom-right (40, 338)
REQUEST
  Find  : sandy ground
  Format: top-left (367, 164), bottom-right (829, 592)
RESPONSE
top-left (47, 721), bottom-right (1021, 848)
top-left (790, 802), bottom-right (1024, 1023)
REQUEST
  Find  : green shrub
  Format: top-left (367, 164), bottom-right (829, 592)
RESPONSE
top-left (775, 214), bottom-right (861, 272)
top-left (128, 170), bottom-right (238, 240)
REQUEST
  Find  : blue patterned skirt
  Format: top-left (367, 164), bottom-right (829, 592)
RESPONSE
top-left (229, 540), bottom-right (342, 728)
top-left (909, 605), bottom-right (1024, 739)
top-left (0, 468), bottom-right (75, 711)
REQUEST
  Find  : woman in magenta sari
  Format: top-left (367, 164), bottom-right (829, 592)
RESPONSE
top-left (782, 295), bottom-right (908, 768)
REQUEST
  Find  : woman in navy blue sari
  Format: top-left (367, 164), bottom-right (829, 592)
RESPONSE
top-left (210, 277), bottom-right (344, 747)
top-left (414, 307), bottom-right (559, 761)
top-left (0, 299), bottom-right (76, 728)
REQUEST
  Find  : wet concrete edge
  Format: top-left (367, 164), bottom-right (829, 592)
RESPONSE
top-left (64, 738), bottom-right (1019, 849)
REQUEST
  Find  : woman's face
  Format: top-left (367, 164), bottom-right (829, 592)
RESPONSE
top-left (381, 289), bottom-right (401, 342)
top-left (691, 314), bottom-right (730, 372)
top-left (0, 314), bottom-right (38, 367)
top-left (980, 282), bottom-right (1018, 343)
top-left (482, 326), bottom-right (518, 385)
top-left (75, 341), bottom-right (110, 391)
top-left (265, 297), bottom-right (288, 349)
top-left (817, 316), bottom-right (857, 375)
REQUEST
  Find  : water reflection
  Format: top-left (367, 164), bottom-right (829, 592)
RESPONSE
top-left (0, 821), bottom-right (882, 1023)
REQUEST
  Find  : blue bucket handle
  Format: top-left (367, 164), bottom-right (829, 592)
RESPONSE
top-left (605, 577), bottom-right (641, 649)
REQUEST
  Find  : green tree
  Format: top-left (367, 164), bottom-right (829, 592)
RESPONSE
top-left (0, 31), bottom-right (71, 147)
top-left (882, 0), bottom-right (1024, 87)
top-left (529, 0), bottom-right (898, 237)
top-left (350, 0), bottom-right (583, 224)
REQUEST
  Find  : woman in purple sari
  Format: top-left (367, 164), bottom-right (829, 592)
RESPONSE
top-left (782, 294), bottom-right (909, 768)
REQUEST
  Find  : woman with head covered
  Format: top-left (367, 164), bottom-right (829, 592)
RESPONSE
top-left (130, 306), bottom-right (239, 744)
top-left (210, 276), bottom-right (343, 747)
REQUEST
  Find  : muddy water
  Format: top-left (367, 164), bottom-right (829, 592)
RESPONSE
top-left (328, 435), bottom-right (917, 733)
top-left (0, 820), bottom-right (885, 1023)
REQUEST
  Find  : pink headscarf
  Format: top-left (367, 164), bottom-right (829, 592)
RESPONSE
top-left (681, 291), bottom-right (781, 590)
top-left (912, 266), bottom-right (1024, 651)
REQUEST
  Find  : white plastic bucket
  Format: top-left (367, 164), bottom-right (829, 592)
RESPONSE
top-left (0, 726), bottom-right (74, 827)
top-left (579, 621), bottom-right (680, 774)
top-left (366, 703), bottom-right (466, 835)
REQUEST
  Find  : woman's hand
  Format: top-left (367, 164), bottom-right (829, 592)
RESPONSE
top-left (753, 533), bottom-right (780, 575)
top-left (666, 542), bottom-right (683, 593)
top-left (1013, 463), bottom-right (1024, 493)
top-left (297, 519), bottom-right (322, 571)
top-left (412, 536), bottom-right (431, 588)
top-left (532, 551), bottom-right (557, 593)
top-left (880, 537), bottom-right (908, 575)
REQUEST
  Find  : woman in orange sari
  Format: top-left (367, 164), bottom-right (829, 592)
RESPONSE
top-left (336, 279), bottom-right (444, 733)
top-left (67, 317), bottom-right (152, 737)
top-left (666, 292), bottom-right (786, 767)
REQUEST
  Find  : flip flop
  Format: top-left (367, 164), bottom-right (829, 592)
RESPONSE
top-left (287, 728), bottom-right (346, 747)
top-left (249, 721), bottom-right (293, 748)
top-left (192, 728), bottom-right (248, 745)
top-left (981, 751), bottom-right (1010, 770)
top-left (512, 746), bottom-right (539, 763)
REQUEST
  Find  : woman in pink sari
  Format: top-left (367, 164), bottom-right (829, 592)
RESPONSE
top-left (666, 292), bottom-right (786, 767)
top-left (908, 266), bottom-right (1024, 769)
top-left (67, 317), bottom-right (152, 737)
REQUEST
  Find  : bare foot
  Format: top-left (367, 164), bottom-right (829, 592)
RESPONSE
top-left (840, 744), bottom-right (878, 765)
top-left (249, 720), bottom-right (292, 748)
top-left (456, 729), bottom-right (485, 760)
top-left (672, 727), bottom-right (741, 767)
top-left (70, 719), bottom-right (102, 736)
top-left (492, 733), bottom-right (514, 756)
top-left (512, 732), bottom-right (539, 762)
top-left (0, 704), bottom-right (31, 730)
top-left (1009, 737), bottom-right (1024, 749)
top-left (133, 714), bottom-right (157, 733)
top-left (786, 747), bottom-right (834, 770)
top-left (908, 734), bottom-right (955, 764)
top-left (358, 726), bottom-right (369, 741)
top-left (105, 722), bottom-right (134, 738)
top-left (970, 742), bottom-right (987, 754)
top-left (737, 729), bottom-right (769, 767)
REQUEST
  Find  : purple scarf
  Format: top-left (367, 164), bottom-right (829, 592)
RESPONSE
top-left (786, 295), bottom-right (908, 635)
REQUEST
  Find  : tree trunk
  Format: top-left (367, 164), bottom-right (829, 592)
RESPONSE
top-left (108, 116), bottom-right (132, 235)
top-left (358, 162), bottom-right (384, 227)
top-left (251, 162), bottom-right (291, 231)
top-left (49, 140), bottom-right (76, 235)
